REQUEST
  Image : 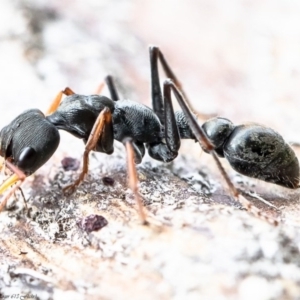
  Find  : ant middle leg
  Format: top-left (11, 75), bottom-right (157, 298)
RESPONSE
top-left (105, 75), bottom-right (120, 101)
top-left (123, 138), bottom-right (148, 224)
top-left (163, 79), bottom-right (279, 226)
top-left (63, 107), bottom-right (113, 195)
top-left (147, 78), bottom-right (181, 162)
top-left (131, 141), bottom-right (145, 164)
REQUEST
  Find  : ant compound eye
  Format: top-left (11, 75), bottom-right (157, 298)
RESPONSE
top-left (16, 147), bottom-right (37, 170)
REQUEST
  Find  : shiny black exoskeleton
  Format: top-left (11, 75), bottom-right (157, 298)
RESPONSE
top-left (47, 47), bottom-right (299, 190)
top-left (202, 117), bottom-right (299, 188)
top-left (0, 46), bottom-right (298, 194)
top-left (46, 92), bottom-right (193, 165)
top-left (0, 109), bottom-right (60, 175)
top-left (46, 47), bottom-right (195, 166)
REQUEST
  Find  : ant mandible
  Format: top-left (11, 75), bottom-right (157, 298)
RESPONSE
top-left (0, 46), bottom-right (298, 226)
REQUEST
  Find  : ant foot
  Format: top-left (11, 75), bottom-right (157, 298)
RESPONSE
top-left (63, 183), bottom-right (78, 196)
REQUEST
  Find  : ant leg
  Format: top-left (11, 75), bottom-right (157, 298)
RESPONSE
top-left (18, 187), bottom-right (28, 210)
top-left (46, 87), bottom-right (76, 115)
top-left (12, 187), bottom-right (27, 210)
top-left (147, 50), bottom-right (181, 162)
top-left (149, 46), bottom-right (164, 124)
top-left (0, 161), bottom-right (26, 212)
top-left (148, 80), bottom-right (181, 161)
top-left (123, 138), bottom-right (147, 225)
top-left (105, 75), bottom-right (120, 101)
top-left (163, 82), bottom-right (181, 152)
top-left (150, 46), bottom-right (216, 120)
top-left (94, 82), bottom-right (105, 95)
top-left (241, 190), bottom-right (278, 210)
top-left (131, 141), bottom-right (145, 164)
top-left (63, 107), bottom-right (113, 195)
top-left (164, 79), bottom-right (279, 226)
top-left (150, 46), bottom-right (188, 109)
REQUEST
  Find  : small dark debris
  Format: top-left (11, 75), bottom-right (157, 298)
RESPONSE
top-left (77, 214), bottom-right (108, 232)
top-left (61, 157), bottom-right (80, 171)
top-left (102, 176), bottom-right (115, 186)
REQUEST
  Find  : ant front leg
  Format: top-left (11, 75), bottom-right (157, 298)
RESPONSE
top-left (63, 107), bottom-right (113, 195)
top-left (164, 79), bottom-right (279, 226)
top-left (46, 87), bottom-right (76, 115)
top-left (94, 82), bottom-right (105, 95)
top-left (0, 161), bottom-right (26, 211)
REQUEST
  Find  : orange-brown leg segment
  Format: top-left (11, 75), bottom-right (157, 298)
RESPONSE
top-left (124, 138), bottom-right (148, 225)
top-left (94, 81), bottom-right (105, 95)
top-left (63, 107), bottom-right (112, 195)
top-left (0, 161), bottom-right (26, 211)
top-left (165, 79), bottom-right (279, 226)
top-left (46, 87), bottom-right (76, 115)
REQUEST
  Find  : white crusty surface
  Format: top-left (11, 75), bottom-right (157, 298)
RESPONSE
top-left (1, 1), bottom-right (300, 300)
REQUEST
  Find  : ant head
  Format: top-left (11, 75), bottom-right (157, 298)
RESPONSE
top-left (202, 117), bottom-right (235, 157)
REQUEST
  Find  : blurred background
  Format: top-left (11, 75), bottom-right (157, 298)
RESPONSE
top-left (1, 0), bottom-right (300, 142)
top-left (2, 1), bottom-right (300, 299)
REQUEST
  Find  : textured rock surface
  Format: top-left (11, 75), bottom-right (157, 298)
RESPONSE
top-left (1, 1), bottom-right (300, 299)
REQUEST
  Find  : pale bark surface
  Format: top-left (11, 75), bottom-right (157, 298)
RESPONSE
top-left (1, 1), bottom-right (300, 299)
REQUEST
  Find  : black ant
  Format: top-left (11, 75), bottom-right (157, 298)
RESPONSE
top-left (0, 46), bottom-right (299, 226)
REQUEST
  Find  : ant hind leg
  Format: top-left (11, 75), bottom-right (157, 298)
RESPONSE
top-left (164, 79), bottom-right (279, 226)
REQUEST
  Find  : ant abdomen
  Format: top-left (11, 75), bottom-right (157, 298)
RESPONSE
top-left (224, 124), bottom-right (299, 188)
top-left (202, 118), bottom-right (299, 189)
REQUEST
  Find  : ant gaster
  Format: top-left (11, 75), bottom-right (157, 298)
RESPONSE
top-left (0, 46), bottom-right (299, 226)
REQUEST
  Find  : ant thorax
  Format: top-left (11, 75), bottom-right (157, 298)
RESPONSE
top-left (113, 100), bottom-right (162, 144)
